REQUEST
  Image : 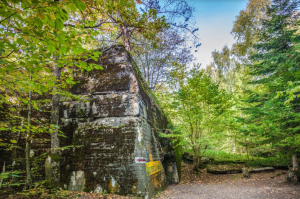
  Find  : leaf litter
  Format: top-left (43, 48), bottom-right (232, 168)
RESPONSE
top-left (155, 162), bottom-right (300, 199)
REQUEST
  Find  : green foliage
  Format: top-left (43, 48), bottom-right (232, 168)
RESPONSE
top-left (203, 150), bottom-right (249, 161)
top-left (0, 0), bottom-right (103, 152)
top-left (231, 0), bottom-right (271, 56)
top-left (0, 0), bottom-right (195, 194)
top-left (173, 135), bottom-right (183, 181)
top-left (158, 64), bottom-right (231, 169)
top-left (0, 170), bottom-right (23, 187)
top-left (0, 0), bottom-right (105, 191)
top-left (16, 187), bottom-right (75, 198)
top-left (204, 0), bottom-right (300, 171)
top-left (240, 0), bottom-right (300, 159)
top-left (51, 154), bottom-right (60, 162)
top-left (248, 157), bottom-right (290, 168)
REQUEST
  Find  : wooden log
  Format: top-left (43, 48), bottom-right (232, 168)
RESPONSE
top-left (249, 167), bottom-right (275, 173)
top-left (207, 165), bottom-right (244, 174)
top-left (207, 168), bottom-right (242, 174)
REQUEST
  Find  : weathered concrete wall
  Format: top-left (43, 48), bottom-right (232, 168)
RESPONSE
top-left (56, 45), bottom-right (179, 198)
top-left (0, 45), bottom-right (179, 197)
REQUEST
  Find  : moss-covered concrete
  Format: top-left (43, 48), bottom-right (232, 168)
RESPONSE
top-left (61, 45), bottom-right (180, 198)
top-left (0, 45), bottom-right (180, 198)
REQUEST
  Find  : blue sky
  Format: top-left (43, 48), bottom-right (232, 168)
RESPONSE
top-left (189, 0), bottom-right (248, 68)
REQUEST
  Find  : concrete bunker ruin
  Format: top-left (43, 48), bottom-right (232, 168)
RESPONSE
top-left (0, 45), bottom-right (181, 198)
top-left (55, 45), bottom-right (181, 198)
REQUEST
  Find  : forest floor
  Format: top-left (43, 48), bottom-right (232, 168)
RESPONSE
top-left (4, 162), bottom-right (300, 199)
top-left (155, 162), bottom-right (300, 199)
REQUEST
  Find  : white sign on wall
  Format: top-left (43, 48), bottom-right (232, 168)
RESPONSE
top-left (135, 157), bottom-right (147, 163)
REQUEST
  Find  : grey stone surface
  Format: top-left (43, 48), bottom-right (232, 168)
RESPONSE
top-left (0, 45), bottom-right (180, 198)
top-left (57, 45), bottom-right (179, 198)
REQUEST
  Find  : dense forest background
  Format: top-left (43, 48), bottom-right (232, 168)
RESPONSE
top-left (1, 0), bottom-right (300, 196)
top-left (157, 0), bottom-right (300, 181)
top-left (158, 0), bottom-right (300, 177)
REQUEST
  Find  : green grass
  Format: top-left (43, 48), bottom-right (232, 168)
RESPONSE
top-left (185, 149), bottom-right (290, 168)
top-left (248, 157), bottom-right (290, 167)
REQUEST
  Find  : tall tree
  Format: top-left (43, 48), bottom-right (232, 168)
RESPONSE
top-left (158, 65), bottom-right (230, 170)
top-left (231, 0), bottom-right (271, 56)
top-left (243, 0), bottom-right (300, 182)
top-left (206, 45), bottom-right (250, 154)
top-left (0, 0), bottom-right (102, 189)
top-left (133, 29), bottom-right (193, 88)
top-left (0, 0), bottom-right (188, 189)
top-left (71, 0), bottom-right (170, 51)
top-left (25, 76), bottom-right (32, 189)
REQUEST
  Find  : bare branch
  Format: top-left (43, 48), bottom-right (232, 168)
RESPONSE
top-left (171, 23), bottom-right (199, 39)
top-left (107, 32), bottom-right (123, 49)
top-left (0, 50), bottom-right (15, 59)
top-left (0, 12), bottom-right (17, 24)
top-left (64, 21), bottom-right (113, 29)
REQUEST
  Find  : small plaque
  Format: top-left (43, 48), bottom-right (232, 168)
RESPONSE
top-left (135, 157), bottom-right (147, 163)
top-left (146, 161), bottom-right (163, 176)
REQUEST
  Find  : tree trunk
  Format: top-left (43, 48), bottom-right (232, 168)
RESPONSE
top-left (287, 155), bottom-right (299, 183)
top-left (245, 145), bottom-right (250, 161)
top-left (121, 22), bottom-right (131, 51)
top-left (0, 162), bottom-right (5, 188)
top-left (25, 88), bottom-right (32, 189)
top-left (193, 149), bottom-right (200, 171)
top-left (242, 167), bottom-right (250, 178)
top-left (293, 155), bottom-right (299, 168)
top-left (50, 58), bottom-right (60, 188)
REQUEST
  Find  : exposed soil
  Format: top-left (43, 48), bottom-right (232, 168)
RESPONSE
top-left (155, 162), bottom-right (300, 199)
top-left (4, 162), bottom-right (300, 199)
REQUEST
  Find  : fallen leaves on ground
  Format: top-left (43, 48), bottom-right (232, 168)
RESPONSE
top-left (156, 162), bottom-right (300, 199)
top-left (4, 191), bottom-right (135, 199)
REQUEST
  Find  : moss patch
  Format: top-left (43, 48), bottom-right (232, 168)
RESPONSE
top-left (174, 143), bottom-right (183, 181)
top-left (51, 153), bottom-right (61, 162)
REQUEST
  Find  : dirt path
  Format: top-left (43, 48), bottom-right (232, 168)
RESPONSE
top-left (156, 162), bottom-right (300, 199)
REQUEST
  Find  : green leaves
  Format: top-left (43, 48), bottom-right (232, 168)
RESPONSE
top-left (0, 42), bottom-right (4, 51)
top-left (17, 38), bottom-right (25, 45)
top-left (1, 0), bottom-right (9, 6)
top-left (158, 64), bottom-right (230, 165)
top-left (47, 80), bottom-right (54, 86)
top-left (47, 44), bottom-right (55, 53)
top-left (79, 61), bottom-right (87, 68)
top-left (59, 46), bottom-right (67, 54)
top-left (234, 0), bottom-right (300, 159)
top-left (0, 0), bottom-right (110, 190)
top-left (55, 19), bottom-right (64, 30)
top-left (33, 17), bottom-right (43, 29)
top-left (68, 3), bottom-right (77, 12)
top-left (75, 0), bottom-right (86, 11)
top-left (10, 139), bottom-right (17, 144)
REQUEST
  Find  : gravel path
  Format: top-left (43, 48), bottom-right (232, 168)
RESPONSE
top-left (156, 162), bottom-right (300, 199)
